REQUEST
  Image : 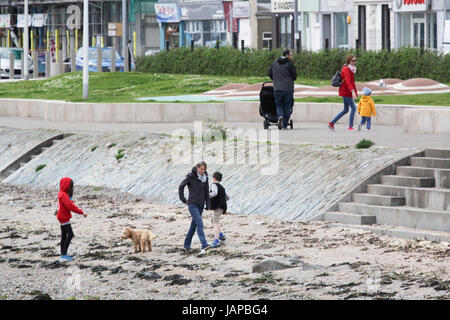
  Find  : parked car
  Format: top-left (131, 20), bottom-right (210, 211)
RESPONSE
top-left (75, 47), bottom-right (125, 72)
top-left (0, 47), bottom-right (33, 78)
top-left (144, 49), bottom-right (160, 56)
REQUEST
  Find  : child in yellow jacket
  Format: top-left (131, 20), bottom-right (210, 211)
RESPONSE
top-left (358, 87), bottom-right (376, 131)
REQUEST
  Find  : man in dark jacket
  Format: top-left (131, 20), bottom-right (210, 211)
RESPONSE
top-left (178, 161), bottom-right (211, 255)
top-left (268, 49), bottom-right (297, 129)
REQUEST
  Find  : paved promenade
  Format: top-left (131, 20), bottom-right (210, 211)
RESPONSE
top-left (1, 117), bottom-right (449, 149)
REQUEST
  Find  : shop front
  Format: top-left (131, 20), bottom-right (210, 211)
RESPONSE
top-left (320, 0), bottom-right (353, 50)
top-left (180, 1), bottom-right (226, 48)
top-left (393, 0), bottom-right (444, 51)
top-left (155, 2), bottom-right (181, 50)
top-left (270, 0), bottom-right (296, 49)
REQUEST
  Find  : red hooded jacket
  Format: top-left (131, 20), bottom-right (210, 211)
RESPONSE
top-left (338, 65), bottom-right (358, 98)
top-left (57, 177), bottom-right (84, 224)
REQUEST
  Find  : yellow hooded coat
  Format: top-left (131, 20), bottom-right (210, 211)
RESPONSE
top-left (358, 95), bottom-right (376, 117)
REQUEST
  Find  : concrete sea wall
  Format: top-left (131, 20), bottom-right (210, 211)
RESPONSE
top-left (1, 128), bottom-right (421, 221)
top-left (0, 99), bottom-right (449, 134)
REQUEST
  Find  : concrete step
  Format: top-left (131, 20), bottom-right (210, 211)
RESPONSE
top-left (326, 223), bottom-right (450, 243)
top-left (337, 202), bottom-right (450, 232)
top-left (411, 157), bottom-right (450, 169)
top-left (366, 184), bottom-right (450, 210)
top-left (425, 149), bottom-right (450, 159)
top-left (324, 212), bottom-right (376, 225)
top-left (380, 175), bottom-right (435, 188)
top-left (396, 166), bottom-right (450, 188)
top-left (352, 193), bottom-right (405, 206)
top-left (396, 166), bottom-right (435, 178)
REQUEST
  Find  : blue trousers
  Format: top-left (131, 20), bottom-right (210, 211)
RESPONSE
top-left (331, 96), bottom-right (356, 128)
top-left (184, 204), bottom-right (209, 249)
top-left (360, 116), bottom-right (372, 130)
top-left (274, 90), bottom-right (293, 128)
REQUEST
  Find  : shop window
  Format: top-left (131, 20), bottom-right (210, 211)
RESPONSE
top-left (427, 12), bottom-right (437, 49)
top-left (335, 13), bottom-right (348, 49)
top-left (400, 13), bottom-right (411, 47)
top-left (203, 21), bottom-right (211, 32)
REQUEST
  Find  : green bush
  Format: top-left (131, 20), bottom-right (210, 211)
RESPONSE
top-left (136, 47), bottom-right (450, 82)
top-left (35, 164), bottom-right (46, 172)
top-left (355, 139), bottom-right (375, 149)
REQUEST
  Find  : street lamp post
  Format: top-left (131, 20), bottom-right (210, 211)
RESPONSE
top-left (294, 0), bottom-right (298, 51)
top-left (122, 0), bottom-right (128, 72)
top-left (83, 0), bottom-right (89, 99)
top-left (24, 0), bottom-right (29, 80)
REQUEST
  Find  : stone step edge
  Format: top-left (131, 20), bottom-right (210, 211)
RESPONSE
top-left (326, 222), bottom-right (450, 243)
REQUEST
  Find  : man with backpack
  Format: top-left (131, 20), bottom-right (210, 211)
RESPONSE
top-left (268, 49), bottom-right (297, 130)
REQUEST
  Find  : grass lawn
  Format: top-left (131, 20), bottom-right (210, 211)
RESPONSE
top-left (294, 93), bottom-right (450, 106)
top-left (0, 71), bottom-right (448, 106)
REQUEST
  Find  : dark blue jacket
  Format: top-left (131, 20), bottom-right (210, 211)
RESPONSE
top-left (178, 167), bottom-right (211, 209)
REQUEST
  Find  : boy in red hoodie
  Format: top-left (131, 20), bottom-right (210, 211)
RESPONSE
top-left (56, 177), bottom-right (87, 261)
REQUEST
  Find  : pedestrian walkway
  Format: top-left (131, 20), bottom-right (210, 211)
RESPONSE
top-left (1, 117), bottom-right (449, 149)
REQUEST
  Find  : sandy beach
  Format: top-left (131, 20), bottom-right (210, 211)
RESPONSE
top-left (0, 182), bottom-right (448, 300)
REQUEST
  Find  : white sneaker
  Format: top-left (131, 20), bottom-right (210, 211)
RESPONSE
top-left (197, 249), bottom-right (207, 256)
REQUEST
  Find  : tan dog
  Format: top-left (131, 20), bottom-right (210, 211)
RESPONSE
top-left (122, 227), bottom-right (156, 253)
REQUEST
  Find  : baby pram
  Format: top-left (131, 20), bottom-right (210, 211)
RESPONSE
top-left (259, 81), bottom-right (293, 130)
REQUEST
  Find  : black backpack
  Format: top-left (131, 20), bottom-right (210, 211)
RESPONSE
top-left (331, 71), bottom-right (343, 87)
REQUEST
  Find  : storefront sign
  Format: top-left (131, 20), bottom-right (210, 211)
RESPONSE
top-left (271, 0), bottom-right (295, 13)
top-left (0, 14), bottom-right (11, 28)
top-left (394, 0), bottom-right (428, 12)
top-left (233, 1), bottom-right (249, 18)
top-left (66, 5), bottom-right (81, 29)
top-left (155, 3), bottom-right (180, 23)
top-left (223, 1), bottom-right (239, 33)
top-left (32, 14), bottom-right (47, 27)
top-left (180, 3), bottom-right (224, 20)
top-left (108, 22), bottom-right (123, 37)
top-left (17, 14), bottom-right (32, 28)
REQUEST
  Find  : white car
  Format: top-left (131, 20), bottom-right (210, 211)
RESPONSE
top-left (0, 47), bottom-right (33, 79)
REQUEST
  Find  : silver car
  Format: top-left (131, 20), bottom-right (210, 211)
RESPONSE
top-left (0, 47), bottom-right (33, 79)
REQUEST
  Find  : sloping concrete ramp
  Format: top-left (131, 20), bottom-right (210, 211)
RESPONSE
top-left (0, 133), bottom-right (72, 181)
top-left (321, 149), bottom-right (450, 242)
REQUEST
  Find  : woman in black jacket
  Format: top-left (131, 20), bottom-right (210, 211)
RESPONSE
top-left (178, 161), bottom-right (211, 255)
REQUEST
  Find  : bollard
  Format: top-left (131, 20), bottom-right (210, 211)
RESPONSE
top-left (33, 51), bottom-right (38, 78)
top-left (9, 52), bottom-right (14, 79)
top-left (190, 39), bottom-right (194, 53)
top-left (45, 50), bottom-right (50, 78)
top-left (111, 37), bottom-right (117, 72)
top-left (124, 45), bottom-right (129, 72)
top-left (97, 45), bottom-right (102, 72)
top-left (70, 32), bottom-right (76, 72)
top-left (241, 40), bottom-right (244, 53)
top-left (21, 51), bottom-right (24, 79)
top-left (165, 40), bottom-right (169, 51)
top-left (59, 49), bottom-right (64, 74)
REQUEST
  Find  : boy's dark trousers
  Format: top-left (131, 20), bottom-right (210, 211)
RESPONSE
top-left (60, 223), bottom-right (74, 256)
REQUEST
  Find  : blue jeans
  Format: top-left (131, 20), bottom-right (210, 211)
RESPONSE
top-left (360, 116), bottom-right (372, 130)
top-left (184, 204), bottom-right (209, 249)
top-left (331, 96), bottom-right (356, 128)
top-left (274, 90), bottom-right (293, 128)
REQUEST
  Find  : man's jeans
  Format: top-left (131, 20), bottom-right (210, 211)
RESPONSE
top-left (274, 90), bottom-right (293, 128)
top-left (331, 96), bottom-right (356, 128)
top-left (184, 204), bottom-right (209, 249)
